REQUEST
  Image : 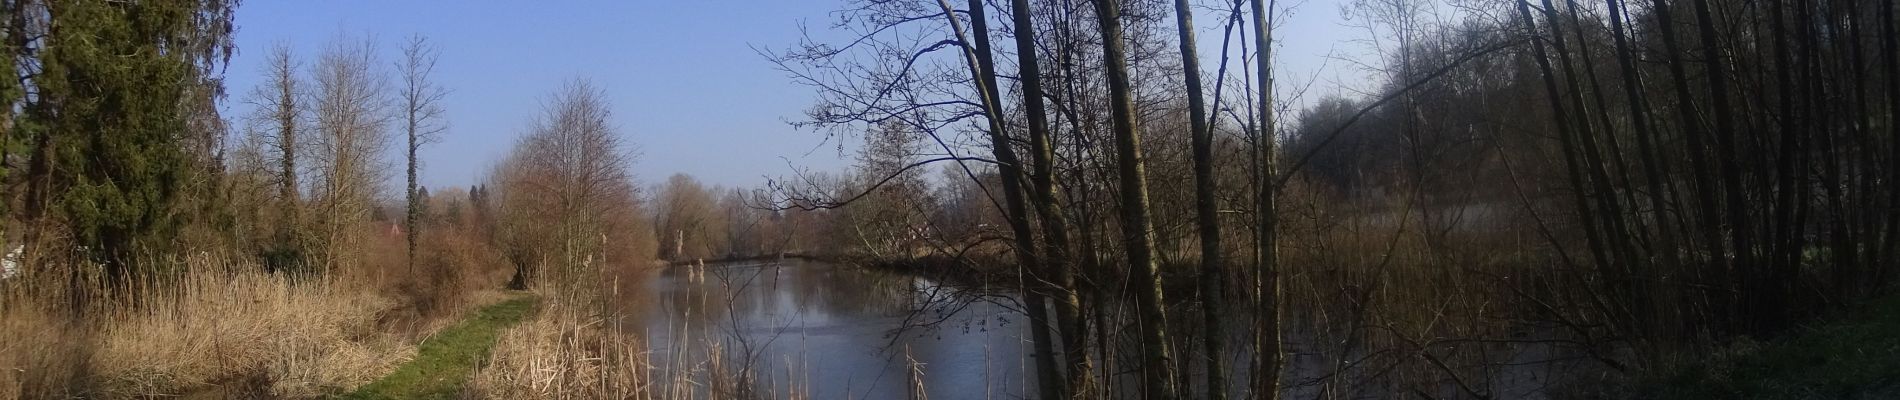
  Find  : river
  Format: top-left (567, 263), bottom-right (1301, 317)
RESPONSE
top-left (619, 258), bottom-right (1593, 399)
top-left (625, 259), bottom-right (1038, 400)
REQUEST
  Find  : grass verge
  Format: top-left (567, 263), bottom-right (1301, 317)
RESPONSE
top-left (1632, 293), bottom-right (1900, 399)
top-left (343, 295), bottom-right (538, 400)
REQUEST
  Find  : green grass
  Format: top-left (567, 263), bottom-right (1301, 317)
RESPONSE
top-left (339, 295), bottom-right (538, 400)
top-left (1637, 294), bottom-right (1900, 399)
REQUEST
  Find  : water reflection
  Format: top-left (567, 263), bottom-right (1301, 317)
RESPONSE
top-left (624, 260), bottom-right (1038, 400)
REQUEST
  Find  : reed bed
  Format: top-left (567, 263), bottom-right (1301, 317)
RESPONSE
top-left (0, 229), bottom-right (511, 399)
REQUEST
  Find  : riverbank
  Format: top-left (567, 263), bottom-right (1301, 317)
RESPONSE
top-left (464, 288), bottom-right (659, 398)
top-left (1616, 293), bottom-right (1900, 399)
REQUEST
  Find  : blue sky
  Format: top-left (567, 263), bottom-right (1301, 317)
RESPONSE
top-left (219, 0), bottom-right (1372, 192)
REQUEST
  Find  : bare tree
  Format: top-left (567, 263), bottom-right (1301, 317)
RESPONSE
top-left (398, 35), bottom-right (448, 273)
top-left (847, 121), bottom-right (932, 260)
top-left (1249, 0), bottom-right (1283, 397)
top-left (1169, 0), bottom-right (1228, 397)
top-left (654, 173), bottom-right (720, 261)
top-left (1093, 0), bottom-right (1179, 396)
top-left (243, 44), bottom-right (306, 266)
top-left (308, 36), bottom-right (392, 272)
top-left (1008, 0), bottom-right (1093, 395)
top-left (935, 2), bottom-right (1069, 396)
top-left (500, 79), bottom-right (637, 300)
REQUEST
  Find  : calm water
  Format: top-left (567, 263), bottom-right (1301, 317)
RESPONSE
top-left (619, 259), bottom-right (1588, 399)
top-left (624, 259), bottom-right (1038, 400)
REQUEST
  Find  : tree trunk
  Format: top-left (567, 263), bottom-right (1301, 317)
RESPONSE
top-left (1169, 0), bottom-right (1228, 397)
top-left (1880, 0), bottom-right (1900, 289)
top-left (1248, 0), bottom-right (1284, 398)
top-left (1764, 0), bottom-right (1803, 331)
top-left (1008, 0), bottom-right (1094, 396)
top-left (0, 0), bottom-right (25, 246)
top-left (1646, 0), bottom-right (1729, 333)
top-left (938, 1), bottom-right (1066, 398)
top-left (1541, 0), bottom-right (1635, 337)
top-left (276, 48), bottom-right (301, 259)
top-left (1604, 0), bottom-right (1680, 343)
top-left (1688, 0), bottom-right (1762, 333)
top-left (1092, 0), bottom-right (1179, 397)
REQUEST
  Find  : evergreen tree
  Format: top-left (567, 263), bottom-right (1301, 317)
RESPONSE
top-left (19, 0), bottom-right (237, 277)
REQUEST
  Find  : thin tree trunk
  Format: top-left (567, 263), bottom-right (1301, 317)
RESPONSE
top-left (1604, 0), bottom-right (1680, 344)
top-left (1521, 0), bottom-right (1622, 343)
top-left (1541, 0), bottom-right (1635, 337)
top-left (1647, 0), bottom-right (1729, 333)
top-left (1008, 0), bottom-right (1094, 396)
top-left (1764, 0), bottom-right (1804, 328)
top-left (1091, 0), bottom-right (1179, 396)
top-left (937, 1), bottom-right (1066, 398)
top-left (1688, 0), bottom-right (1762, 332)
top-left (4, 0), bottom-right (28, 247)
top-left (1880, 0), bottom-right (1900, 289)
top-left (1248, 0), bottom-right (1284, 397)
top-left (406, 128), bottom-right (420, 272)
top-left (1168, 0), bottom-right (1228, 397)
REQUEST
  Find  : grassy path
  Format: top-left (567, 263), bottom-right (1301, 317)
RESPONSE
top-left (340, 294), bottom-right (537, 400)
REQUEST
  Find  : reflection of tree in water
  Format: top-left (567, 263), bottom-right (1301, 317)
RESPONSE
top-left (622, 260), bottom-right (1048, 399)
top-left (879, 275), bottom-right (1024, 349)
top-left (660, 260), bottom-right (1017, 341)
top-left (784, 260), bottom-right (915, 318)
top-left (644, 260), bottom-right (920, 331)
top-left (628, 262), bottom-right (746, 335)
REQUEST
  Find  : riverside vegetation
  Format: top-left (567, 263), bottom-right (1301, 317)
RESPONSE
top-left (5, 0), bottom-right (1900, 398)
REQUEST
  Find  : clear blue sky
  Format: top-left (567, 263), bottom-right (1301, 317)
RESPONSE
top-left (219, 0), bottom-right (1371, 192)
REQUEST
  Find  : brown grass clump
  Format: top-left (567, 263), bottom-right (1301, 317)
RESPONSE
top-left (466, 295), bottom-right (656, 399)
top-left (471, 262), bottom-right (819, 400)
top-left (0, 225), bottom-right (514, 399)
top-left (0, 256), bottom-right (411, 399)
top-left (93, 265), bottom-right (413, 398)
top-left (0, 299), bottom-right (87, 400)
top-left (467, 261), bottom-right (668, 400)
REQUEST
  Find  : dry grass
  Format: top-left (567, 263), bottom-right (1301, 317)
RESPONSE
top-left (469, 264), bottom-right (814, 400)
top-left (0, 226), bottom-right (513, 400)
top-left (1265, 183), bottom-right (1618, 397)
top-left (466, 264), bottom-right (665, 399)
top-left (466, 297), bottom-right (656, 399)
top-left (0, 256), bottom-right (409, 399)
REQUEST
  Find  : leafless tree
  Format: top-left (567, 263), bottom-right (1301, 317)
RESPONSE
top-left (497, 79), bottom-right (640, 302)
top-left (308, 36), bottom-right (392, 272)
top-left (1249, 0), bottom-right (1284, 397)
top-left (243, 44), bottom-right (306, 262)
top-left (654, 173), bottom-right (721, 261)
top-left (1094, 0), bottom-right (1181, 396)
top-left (398, 35), bottom-right (448, 273)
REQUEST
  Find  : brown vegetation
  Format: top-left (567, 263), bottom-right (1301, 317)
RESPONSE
top-left (0, 225), bottom-right (511, 399)
top-left (5, 0), bottom-right (1899, 397)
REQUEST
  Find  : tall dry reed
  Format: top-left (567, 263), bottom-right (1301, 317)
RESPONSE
top-left (469, 264), bottom-right (813, 400)
top-left (0, 254), bottom-right (407, 399)
top-left (0, 227), bottom-right (512, 399)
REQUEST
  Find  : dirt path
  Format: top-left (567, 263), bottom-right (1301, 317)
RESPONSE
top-left (340, 295), bottom-right (537, 399)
